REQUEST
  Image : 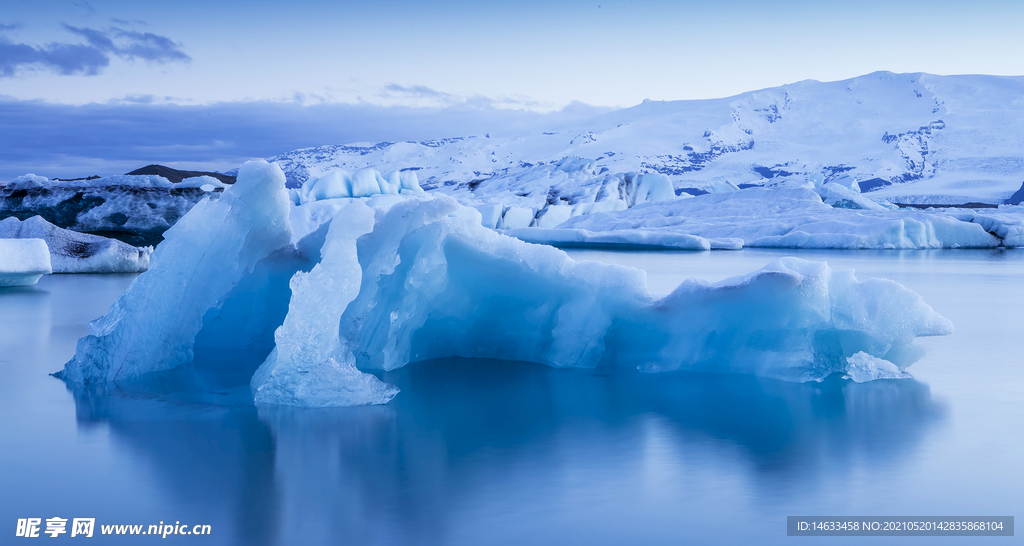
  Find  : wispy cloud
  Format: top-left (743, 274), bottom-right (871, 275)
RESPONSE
top-left (71, 0), bottom-right (96, 15)
top-left (0, 24), bottom-right (189, 77)
top-left (64, 24), bottom-right (190, 63)
top-left (0, 23), bottom-right (21, 31)
top-left (110, 18), bottom-right (148, 26)
top-left (379, 83), bottom-right (548, 110)
top-left (382, 83), bottom-right (454, 101)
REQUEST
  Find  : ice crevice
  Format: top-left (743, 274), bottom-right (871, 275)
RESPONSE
top-left (58, 161), bottom-right (954, 406)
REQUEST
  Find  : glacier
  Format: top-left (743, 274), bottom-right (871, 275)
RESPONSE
top-left (58, 161), bottom-right (953, 406)
top-left (1, 215), bottom-right (151, 273)
top-left (267, 72), bottom-right (1024, 207)
top-left (0, 238), bottom-right (51, 286)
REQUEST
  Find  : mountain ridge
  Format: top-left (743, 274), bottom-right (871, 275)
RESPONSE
top-left (268, 71), bottom-right (1024, 205)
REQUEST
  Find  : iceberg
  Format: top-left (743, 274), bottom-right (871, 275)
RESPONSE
top-left (59, 161), bottom-right (292, 383)
top-left (0, 216), bottom-right (151, 273)
top-left (60, 162), bottom-right (954, 405)
top-left (0, 238), bottom-right (51, 286)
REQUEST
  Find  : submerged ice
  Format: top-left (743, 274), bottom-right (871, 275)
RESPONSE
top-left (59, 161), bottom-right (954, 406)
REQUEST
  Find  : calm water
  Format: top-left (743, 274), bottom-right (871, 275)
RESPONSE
top-left (1, 249), bottom-right (1021, 545)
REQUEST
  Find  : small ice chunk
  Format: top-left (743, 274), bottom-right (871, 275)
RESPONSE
top-left (475, 203), bottom-right (503, 229)
top-left (0, 238), bottom-right (51, 286)
top-left (399, 170), bottom-right (424, 193)
top-left (843, 351), bottom-right (912, 382)
top-left (498, 206), bottom-right (535, 229)
top-left (534, 204), bottom-right (573, 228)
top-left (631, 173), bottom-right (675, 206)
top-left (302, 170), bottom-right (353, 203)
top-left (178, 175), bottom-right (229, 191)
top-left (351, 167), bottom-right (382, 198)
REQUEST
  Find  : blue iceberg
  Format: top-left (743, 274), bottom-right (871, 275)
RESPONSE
top-left (59, 161), bottom-right (954, 406)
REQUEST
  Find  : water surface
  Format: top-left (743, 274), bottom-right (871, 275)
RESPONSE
top-left (1, 249), bottom-right (1021, 545)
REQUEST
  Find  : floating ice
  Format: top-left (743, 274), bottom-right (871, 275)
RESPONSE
top-left (61, 165), bottom-right (954, 405)
top-left (507, 227), bottom-right (715, 250)
top-left (944, 206), bottom-right (1024, 247)
top-left (558, 188), bottom-right (1002, 249)
top-left (815, 181), bottom-right (893, 211)
top-left (178, 175), bottom-right (230, 191)
top-left (0, 238), bottom-right (51, 286)
top-left (60, 161), bottom-right (292, 383)
top-left (844, 352), bottom-right (912, 382)
top-left (1, 174), bottom-right (221, 247)
top-left (0, 216), bottom-right (150, 273)
top-left (298, 167), bottom-right (423, 204)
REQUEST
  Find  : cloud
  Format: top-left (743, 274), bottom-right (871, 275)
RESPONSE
top-left (0, 23), bottom-right (22, 31)
top-left (110, 18), bottom-right (148, 26)
top-left (71, 0), bottom-right (96, 15)
top-left (0, 98), bottom-right (612, 181)
top-left (382, 83), bottom-right (454, 101)
top-left (379, 83), bottom-right (549, 111)
top-left (65, 24), bottom-right (191, 63)
top-left (0, 38), bottom-right (109, 76)
top-left (0, 25), bottom-right (188, 77)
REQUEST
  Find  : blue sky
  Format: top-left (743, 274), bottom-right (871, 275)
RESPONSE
top-left (2, 0), bottom-right (1023, 179)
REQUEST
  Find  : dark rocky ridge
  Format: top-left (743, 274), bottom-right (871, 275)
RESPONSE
top-left (126, 165), bottom-right (236, 185)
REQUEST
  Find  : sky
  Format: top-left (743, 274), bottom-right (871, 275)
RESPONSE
top-left (2, 0), bottom-right (1023, 179)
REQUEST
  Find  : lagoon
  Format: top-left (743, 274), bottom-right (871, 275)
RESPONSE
top-left (1, 249), bottom-right (1021, 545)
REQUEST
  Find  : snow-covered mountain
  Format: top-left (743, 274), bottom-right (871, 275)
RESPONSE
top-left (268, 71), bottom-right (1024, 205)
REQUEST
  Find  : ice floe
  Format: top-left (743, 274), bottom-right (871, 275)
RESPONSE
top-left (554, 188), bottom-right (1003, 249)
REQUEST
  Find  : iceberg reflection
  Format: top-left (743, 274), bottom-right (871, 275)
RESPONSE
top-left (65, 357), bottom-right (945, 545)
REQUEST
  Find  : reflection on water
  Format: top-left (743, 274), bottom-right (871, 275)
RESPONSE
top-left (62, 358), bottom-right (944, 545)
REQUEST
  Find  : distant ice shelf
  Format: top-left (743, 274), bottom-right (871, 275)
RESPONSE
top-left (59, 161), bottom-right (954, 407)
top-left (551, 187), bottom-right (1011, 250)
